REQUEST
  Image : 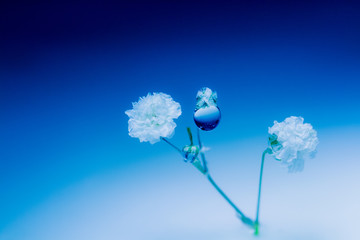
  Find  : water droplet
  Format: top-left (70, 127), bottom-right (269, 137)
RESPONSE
top-left (194, 106), bottom-right (221, 131)
top-left (182, 145), bottom-right (199, 163)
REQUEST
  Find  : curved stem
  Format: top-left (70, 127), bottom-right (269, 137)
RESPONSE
top-left (254, 148), bottom-right (270, 235)
top-left (196, 128), bottom-right (253, 227)
top-left (161, 134), bottom-right (254, 228)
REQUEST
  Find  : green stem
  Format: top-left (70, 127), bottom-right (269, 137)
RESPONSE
top-left (187, 127), bottom-right (194, 145)
top-left (161, 134), bottom-right (254, 228)
top-left (207, 173), bottom-right (243, 215)
top-left (254, 148), bottom-right (270, 235)
top-left (196, 128), bottom-right (253, 227)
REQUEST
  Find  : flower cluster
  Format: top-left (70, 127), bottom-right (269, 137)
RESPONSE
top-left (125, 92), bottom-right (181, 144)
top-left (268, 116), bottom-right (319, 172)
top-left (125, 88), bottom-right (320, 236)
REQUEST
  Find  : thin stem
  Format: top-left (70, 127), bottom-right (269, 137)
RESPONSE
top-left (162, 133), bottom-right (254, 228)
top-left (205, 172), bottom-right (254, 227)
top-left (161, 137), bottom-right (183, 155)
top-left (187, 127), bottom-right (194, 145)
top-left (196, 128), bottom-right (253, 227)
top-left (206, 173), bottom-right (245, 217)
top-left (197, 128), bottom-right (208, 173)
top-left (254, 148), bottom-right (270, 235)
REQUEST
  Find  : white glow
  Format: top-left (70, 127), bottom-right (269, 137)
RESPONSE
top-left (1, 127), bottom-right (359, 240)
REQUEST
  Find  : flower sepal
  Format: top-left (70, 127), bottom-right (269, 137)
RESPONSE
top-left (268, 133), bottom-right (282, 154)
top-left (191, 157), bottom-right (206, 174)
top-left (182, 145), bottom-right (200, 163)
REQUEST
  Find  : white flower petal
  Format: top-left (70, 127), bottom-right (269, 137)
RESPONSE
top-left (268, 116), bottom-right (319, 172)
top-left (125, 93), bottom-right (181, 144)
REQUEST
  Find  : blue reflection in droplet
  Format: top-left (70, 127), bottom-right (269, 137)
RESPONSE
top-left (194, 106), bottom-right (221, 131)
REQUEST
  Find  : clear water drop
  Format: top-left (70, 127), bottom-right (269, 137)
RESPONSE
top-left (194, 106), bottom-right (221, 131)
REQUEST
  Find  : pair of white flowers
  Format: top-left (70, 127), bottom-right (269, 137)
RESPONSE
top-left (125, 91), bottom-right (319, 172)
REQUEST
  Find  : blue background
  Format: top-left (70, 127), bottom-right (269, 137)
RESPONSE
top-left (1, 0), bottom-right (360, 235)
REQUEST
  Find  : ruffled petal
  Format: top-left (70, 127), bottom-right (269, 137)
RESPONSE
top-left (268, 116), bottom-right (319, 172)
top-left (125, 93), bottom-right (181, 144)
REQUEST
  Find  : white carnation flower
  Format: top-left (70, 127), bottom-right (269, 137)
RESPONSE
top-left (125, 92), bottom-right (181, 144)
top-left (268, 116), bottom-right (319, 172)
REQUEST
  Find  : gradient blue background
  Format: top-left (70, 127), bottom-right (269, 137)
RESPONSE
top-left (1, 0), bottom-right (360, 238)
